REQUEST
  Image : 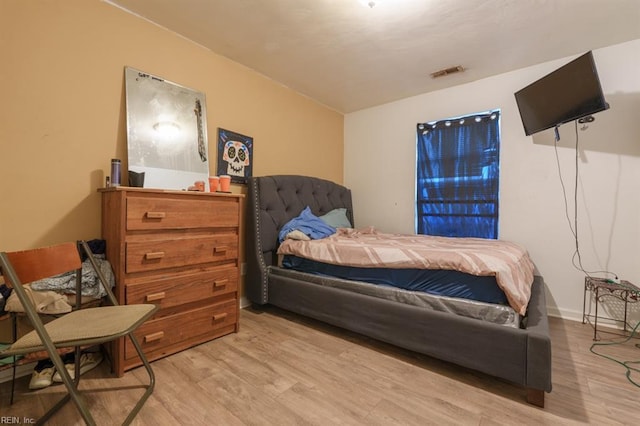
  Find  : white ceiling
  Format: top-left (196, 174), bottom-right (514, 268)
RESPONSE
top-left (106, 0), bottom-right (640, 113)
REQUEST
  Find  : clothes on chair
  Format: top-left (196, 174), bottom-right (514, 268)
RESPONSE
top-left (0, 284), bottom-right (11, 315)
top-left (29, 255), bottom-right (115, 298)
top-left (5, 284), bottom-right (72, 314)
top-left (80, 239), bottom-right (106, 261)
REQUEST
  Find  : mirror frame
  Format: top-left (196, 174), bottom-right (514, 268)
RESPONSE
top-left (124, 67), bottom-right (209, 190)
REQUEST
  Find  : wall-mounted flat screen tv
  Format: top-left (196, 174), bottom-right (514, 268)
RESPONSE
top-left (514, 51), bottom-right (609, 136)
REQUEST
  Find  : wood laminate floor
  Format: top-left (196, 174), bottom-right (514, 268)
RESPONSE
top-left (1, 306), bottom-right (639, 425)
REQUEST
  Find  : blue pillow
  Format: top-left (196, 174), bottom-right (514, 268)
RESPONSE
top-left (319, 208), bottom-right (352, 228)
top-left (278, 206), bottom-right (336, 243)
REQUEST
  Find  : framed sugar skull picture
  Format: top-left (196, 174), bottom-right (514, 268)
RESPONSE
top-left (216, 128), bottom-right (253, 184)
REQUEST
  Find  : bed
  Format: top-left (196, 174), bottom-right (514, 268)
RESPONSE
top-left (245, 175), bottom-right (552, 406)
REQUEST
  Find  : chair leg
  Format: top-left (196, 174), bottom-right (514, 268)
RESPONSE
top-left (38, 349), bottom-right (96, 426)
top-left (10, 313), bottom-right (17, 405)
top-left (121, 333), bottom-right (155, 426)
top-left (35, 340), bottom-right (152, 425)
top-left (36, 394), bottom-right (70, 426)
top-left (74, 346), bottom-right (82, 388)
top-left (10, 358), bottom-right (16, 405)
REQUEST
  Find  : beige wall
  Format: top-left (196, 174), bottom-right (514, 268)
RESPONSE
top-left (0, 0), bottom-right (343, 252)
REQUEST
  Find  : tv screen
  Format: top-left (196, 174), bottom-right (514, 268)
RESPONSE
top-left (514, 51), bottom-right (609, 136)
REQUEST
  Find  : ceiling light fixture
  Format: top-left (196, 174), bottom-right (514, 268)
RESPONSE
top-left (359, 0), bottom-right (379, 8)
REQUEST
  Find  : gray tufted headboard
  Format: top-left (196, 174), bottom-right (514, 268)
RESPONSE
top-left (245, 175), bottom-right (353, 304)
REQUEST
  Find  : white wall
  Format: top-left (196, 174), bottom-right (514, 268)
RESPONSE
top-left (344, 39), bottom-right (640, 321)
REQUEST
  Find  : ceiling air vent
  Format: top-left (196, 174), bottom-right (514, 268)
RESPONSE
top-left (431, 66), bottom-right (465, 78)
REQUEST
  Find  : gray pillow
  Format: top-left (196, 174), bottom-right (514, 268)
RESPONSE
top-left (319, 208), bottom-right (352, 228)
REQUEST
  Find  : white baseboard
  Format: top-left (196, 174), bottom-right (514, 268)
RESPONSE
top-left (548, 306), bottom-right (638, 332)
top-left (239, 296), bottom-right (250, 309)
top-left (547, 306), bottom-right (583, 323)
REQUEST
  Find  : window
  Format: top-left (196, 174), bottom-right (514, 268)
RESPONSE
top-left (416, 110), bottom-right (500, 239)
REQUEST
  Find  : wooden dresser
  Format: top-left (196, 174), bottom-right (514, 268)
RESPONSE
top-left (100, 187), bottom-right (242, 376)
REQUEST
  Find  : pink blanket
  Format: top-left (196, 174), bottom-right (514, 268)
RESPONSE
top-left (278, 228), bottom-right (535, 315)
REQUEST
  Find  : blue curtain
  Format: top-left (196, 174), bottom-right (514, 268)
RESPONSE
top-left (416, 111), bottom-right (500, 239)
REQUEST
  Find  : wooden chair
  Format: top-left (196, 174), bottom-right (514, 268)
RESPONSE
top-left (0, 241), bottom-right (158, 425)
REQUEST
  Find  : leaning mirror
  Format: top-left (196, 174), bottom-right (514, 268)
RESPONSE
top-left (124, 67), bottom-right (209, 190)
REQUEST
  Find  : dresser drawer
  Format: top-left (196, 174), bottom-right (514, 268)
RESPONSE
top-left (124, 299), bottom-right (237, 361)
top-left (125, 267), bottom-right (238, 309)
top-left (126, 195), bottom-right (240, 230)
top-left (125, 234), bottom-right (238, 273)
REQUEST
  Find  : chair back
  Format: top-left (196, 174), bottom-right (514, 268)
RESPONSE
top-left (2, 242), bottom-right (81, 286)
top-left (1, 242), bottom-right (83, 313)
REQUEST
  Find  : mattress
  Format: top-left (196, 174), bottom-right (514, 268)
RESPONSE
top-left (273, 263), bottom-right (521, 328)
top-left (282, 255), bottom-right (508, 304)
top-left (277, 227), bottom-right (535, 315)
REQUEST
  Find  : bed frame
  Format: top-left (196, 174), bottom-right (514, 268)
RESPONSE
top-left (245, 175), bottom-right (552, 407)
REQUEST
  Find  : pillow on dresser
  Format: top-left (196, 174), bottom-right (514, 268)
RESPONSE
top-left (319, 208), bottom-right (352, 228)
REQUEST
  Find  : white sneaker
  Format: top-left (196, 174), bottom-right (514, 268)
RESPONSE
top-left (52, 352), bottom-right (103, 382)
top-left (29, 367), bottom-right (55, 390)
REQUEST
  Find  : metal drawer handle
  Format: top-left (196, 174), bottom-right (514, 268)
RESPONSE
top-left (212, 313), bottom-right (228, 322)
top-left (213, 279), bottom-right (228, 289)
top-left (145, 251), bottom-right (165, 260)
top-left (213, 246), bottom-right (228, 254)
top-left (146, 211), bottom-right (166, 219)
top-left (144, 331), bottom-right (164, 343)
top-left (146, 292), bottom-right (166, 302)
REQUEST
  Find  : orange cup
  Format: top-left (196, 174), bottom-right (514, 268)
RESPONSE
top-left (194, 180), bottom-right (205, 192)
top-left (219, 175), bottom-right (231, 192)
top-left (208, 176), bottom-right (219, 192)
